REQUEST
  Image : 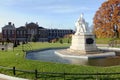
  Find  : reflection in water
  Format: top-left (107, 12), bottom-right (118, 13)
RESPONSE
top-left (26, 49), bottom-right (120, 67)
top-left (88, 58), bottom-right (120, 66)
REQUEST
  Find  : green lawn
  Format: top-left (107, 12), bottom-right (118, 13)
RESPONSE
top-left (0, 42), bottom-right (120, 79)
top-left (58, 37), bottom-right (118, 44)
top-left (96, 38), bottom-right (120, 44)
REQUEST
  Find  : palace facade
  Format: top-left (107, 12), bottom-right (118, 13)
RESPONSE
top-left (2, 22), bottom-right (73, 42)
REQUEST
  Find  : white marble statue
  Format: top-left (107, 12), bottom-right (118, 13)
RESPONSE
top-left (75, 13), bottom-right (89, 35)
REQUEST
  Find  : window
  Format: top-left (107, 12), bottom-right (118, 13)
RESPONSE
top-left (17, 31), bottom-right (19, 34)
top-left (4, 30), bottom-right (6, 34)
top-left (39, 31), bottom-right (41, 34)
top-left (8, 30), bottom-right (10, 34)
top-left (20, 31), bottom-right (22, 34)
top-left (28, 29), bottom-right (30, 34)
top-left (24, 31), bottom-right (26, 34)
top-left (12, 30), bottom-right (14, 34)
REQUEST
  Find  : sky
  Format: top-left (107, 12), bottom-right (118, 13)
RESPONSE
top-left (0, 0), bottom-right (106, 32)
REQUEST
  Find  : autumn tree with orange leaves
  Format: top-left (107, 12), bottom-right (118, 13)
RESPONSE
top-left (93, 0), bottom-right (120, 38)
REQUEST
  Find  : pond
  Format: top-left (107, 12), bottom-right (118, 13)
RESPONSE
top-left (26, 48), bottom-right (120, 67)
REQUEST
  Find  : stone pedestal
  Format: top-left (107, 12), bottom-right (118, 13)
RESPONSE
top-left (70, 33), bottom-right (97, 53)
top-left (55, 14), bottom-right (116, 59)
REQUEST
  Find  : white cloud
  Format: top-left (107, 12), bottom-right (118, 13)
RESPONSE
top-left (34, 5), bottom-right (91, 13)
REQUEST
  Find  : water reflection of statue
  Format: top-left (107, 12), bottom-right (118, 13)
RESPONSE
top-left (75, 13), bottom-right (89, 35)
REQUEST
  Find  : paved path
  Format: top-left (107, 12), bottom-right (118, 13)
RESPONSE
top-left (0, 73), bottom-right (28, 80)
top-left (96, 44), bottom-right (108, 47)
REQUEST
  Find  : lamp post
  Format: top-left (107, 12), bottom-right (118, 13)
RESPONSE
top-left (22, 41), bottom-right (24, 52)
top-left (13, 29), bottom-right (17, 51)
top-left (22, 41), bottom-right (25, 52)
top-left (5, 30), bottom-right (8, 51)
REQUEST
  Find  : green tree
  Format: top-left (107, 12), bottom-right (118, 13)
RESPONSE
top-left (13, 41), bottom-right (17, 47)
top-left (59, 39), bottom-right (63, 44)
top-left (68, 39), bottom-right (70, 44)
top-left (31, 35), bottom-right (37, 42)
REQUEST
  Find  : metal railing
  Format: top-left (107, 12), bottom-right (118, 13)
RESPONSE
top-left (0, 66), bottom-right (120, 80)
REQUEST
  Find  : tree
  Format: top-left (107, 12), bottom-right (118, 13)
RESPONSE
top-left (68, 39), bottom-right (70, 44)
top-left (2, 41), bottom-right (4, 45)
top-left (59, 39), bottom-right (63, 44)
top-left (93, 0), bottom-right (120, 38)
top-left (17, 40), bottom-right (20, 45)
top-left (31, 35), bottom-right (37, 42)
top-left (13, 41), bottom-right (17, 47)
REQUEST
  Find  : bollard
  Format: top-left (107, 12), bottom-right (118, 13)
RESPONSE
top-left (13, 66), bottom-right (16, 75)
top-left (35, 69), bottom-right (38, 79)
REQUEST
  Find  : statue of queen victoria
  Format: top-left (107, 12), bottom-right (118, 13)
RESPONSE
top-left (75, 13), bottom-right (90, 35)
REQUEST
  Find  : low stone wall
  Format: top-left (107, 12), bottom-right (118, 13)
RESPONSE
top-left (26, 47), bottom-right (68, 54)
top-left (0, 43), bottom-right (13, 51)
top-left (98, 47), bottom-right (120, 56)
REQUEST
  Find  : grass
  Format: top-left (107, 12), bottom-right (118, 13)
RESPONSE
top-left (0, 42), bottom-right (120, 79)
top-left (95, 38), bottom-right (112, 44)
top-left (57, 37), bottom-right (120, 44)
top-left (59, 38), bottom-right (71, 43)
top-left (96, 38), bottom-right (120, 44)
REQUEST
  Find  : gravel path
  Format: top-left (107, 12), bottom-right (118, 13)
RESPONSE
top-left (0, 74), bottom-right (28, 80)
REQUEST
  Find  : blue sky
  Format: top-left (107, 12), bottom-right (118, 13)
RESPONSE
top-left (0, 0), bottom-right (106, 31)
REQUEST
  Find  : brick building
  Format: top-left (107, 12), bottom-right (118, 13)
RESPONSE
top-left (2, 22), bottom-right (16, 42)
top-left (2, 22), bottom-right (73, 42)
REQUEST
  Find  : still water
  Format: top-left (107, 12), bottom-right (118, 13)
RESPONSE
top-left (26, 49), bottom-right (120, 67)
